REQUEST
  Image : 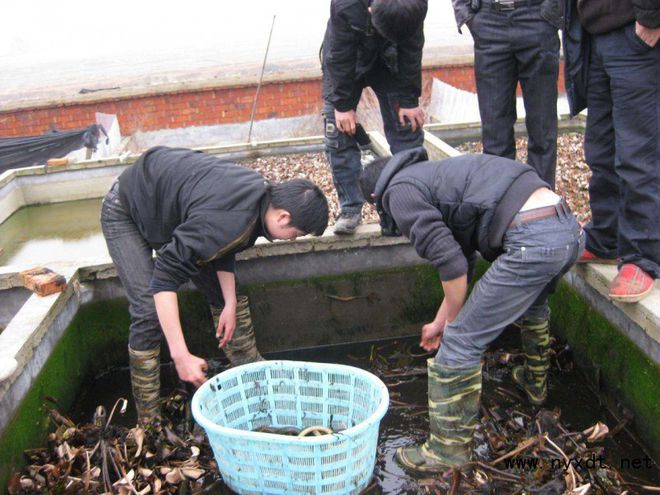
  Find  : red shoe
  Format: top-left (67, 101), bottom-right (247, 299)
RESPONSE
top-left (609, 264), bottom-right (654, 303)
top-left (577, 249), bottom-right (618, 265)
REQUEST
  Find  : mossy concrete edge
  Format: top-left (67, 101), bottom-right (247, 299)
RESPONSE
top-left (0, 299), bottom-right (130, 491)
top-left (550, 279), bottom-right (660, 461)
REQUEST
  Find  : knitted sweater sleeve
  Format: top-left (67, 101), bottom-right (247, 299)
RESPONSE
top-left (384, 183), bottom-right (468, 281)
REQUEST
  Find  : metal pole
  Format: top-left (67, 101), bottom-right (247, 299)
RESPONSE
top-left (247, 15), bottom-right (276, 144)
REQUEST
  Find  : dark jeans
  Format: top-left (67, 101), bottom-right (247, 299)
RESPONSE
top-left (470, 2), bottom-right (559, 188)
top-left (322, 90), bottom-right (424, 214)
top-left (436, 202), bottom-right (584, 368)
top-left (583, 22), bottom-right (660, 278)
top-left (100, 180), bottom-right (224, 351)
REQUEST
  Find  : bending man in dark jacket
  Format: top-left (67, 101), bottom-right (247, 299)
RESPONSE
top-left (566, 0), bottom-right (659, 302)
top-left (101, 146), bottom-right (329, 422)
top-left (360, 148), bottom-right (583, 472)
top-left (322, 0), bottom-right (427, 235)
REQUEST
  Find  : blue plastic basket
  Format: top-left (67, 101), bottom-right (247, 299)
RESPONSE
top-left (192, 360), bottom-right (389, 495)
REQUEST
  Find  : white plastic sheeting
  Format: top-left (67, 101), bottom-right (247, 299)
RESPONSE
top-left (427, 78), bottom-right (572, 124)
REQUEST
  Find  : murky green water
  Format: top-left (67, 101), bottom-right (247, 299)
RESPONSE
top-left (0, 198), bottom-right (104, 266)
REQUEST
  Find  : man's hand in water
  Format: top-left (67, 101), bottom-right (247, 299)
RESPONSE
top-left (421, 320), bottom-right (445, 351)
top-left (173, 352), bottom-right (208, 388)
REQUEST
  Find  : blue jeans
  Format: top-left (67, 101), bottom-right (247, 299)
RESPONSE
top-left (100, 180), bottom-right (225, 351)
top-left (436, 202), bottom-right (584, 368)
top-left (322, 91), bottom-right (424, 214)
top-left (470, 2), bottom-right (559, 188)
top-left (583, 22), bottom-right (660, 278)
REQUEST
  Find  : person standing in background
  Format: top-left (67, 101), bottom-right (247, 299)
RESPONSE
top-left (565, 0), bottom-right (659, 302)
top-left (321, 0), bottom-right (428, 235)
top-left (451, 0), bottom-right (564, 188)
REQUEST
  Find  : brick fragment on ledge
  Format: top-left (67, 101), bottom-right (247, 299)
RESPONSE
top-left (19, 267), bottom-right (67, 297)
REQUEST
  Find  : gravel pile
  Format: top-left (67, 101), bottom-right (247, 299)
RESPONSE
top-left (240, 153), bottom-right (380, 226)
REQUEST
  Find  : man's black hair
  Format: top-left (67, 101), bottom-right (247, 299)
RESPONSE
top-left (359, 156), bottom-right (390, 205)
top-left (270, 179), bottom-right (329, 236)
top-left (371, 0), bottom-right (428, 42)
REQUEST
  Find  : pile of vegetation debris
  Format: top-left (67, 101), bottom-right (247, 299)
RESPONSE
top-left (8, 334), bottom-right (659, 494)
top-left (7, 391), bottom-right (224, 494)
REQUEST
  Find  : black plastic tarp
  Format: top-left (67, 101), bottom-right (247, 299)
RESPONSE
top-left (0, 125), bottom-right (106, 174)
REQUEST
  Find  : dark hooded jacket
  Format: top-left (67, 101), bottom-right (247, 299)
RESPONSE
top-left (321, 0), bottom-right (426, 112)
top-left (118, 146), bottom-right (270, 293)
top-left (375, 148), bottom-right (548, 281)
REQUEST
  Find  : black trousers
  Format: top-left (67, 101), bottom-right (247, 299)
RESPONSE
top-left (583, 22), bottom-right (660, 278)
top-left (470, 2), bottom-right (559, 188)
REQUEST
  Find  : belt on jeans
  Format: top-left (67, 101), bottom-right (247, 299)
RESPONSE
top-left (509, 203), bottom-right (562, 229)
top-left (482, 0), bottom-right (543, 11)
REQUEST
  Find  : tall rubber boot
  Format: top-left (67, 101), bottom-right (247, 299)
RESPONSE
top-left (395, 359), bottom-right (482, 473)
top-left (128, 345), bottom-right (161, 423)
top-left (211, 295), bottom-right (264, 366)
top-left (512, 316), bottom-right (550, 406)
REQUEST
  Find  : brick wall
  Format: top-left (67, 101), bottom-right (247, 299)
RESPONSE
top-left (0, 63), bottom-right (565, 138)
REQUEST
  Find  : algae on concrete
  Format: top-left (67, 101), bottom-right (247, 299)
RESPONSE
top-left (550, 281), bottom-right (660, 461)
top-left (2, 261), bottom-right (659, 490)
top-left (0, 299), bottom-right (129, 490)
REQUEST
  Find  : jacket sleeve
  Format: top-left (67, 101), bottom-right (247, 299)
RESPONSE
top-left (149, 211), bottom-right (251, 294)
top-left (212, 254), bottom-right (236, 273)
top-left (324, 2), bottom-right (363, 112)
top-left (150, 216), bottom-right (207, 293)
top-left (633, 0), bottom-right (660, 28)
top-left (384, 184), bottom-right (468, 281)
top-left (395, 27), bottom-right (425, 108)
top-left (451, 0), bottom-right (475, 32)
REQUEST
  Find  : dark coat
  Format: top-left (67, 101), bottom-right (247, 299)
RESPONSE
top-left (562, 0), bottom-right (590, 116)
top-left (321, 0), bottom-right (425, 112)
top-left (634, 0), bottom-right (660, 28)
top-left (118, 146), bottom-right (269, 291)
top-left (375, 148), bottom-right (547, 280)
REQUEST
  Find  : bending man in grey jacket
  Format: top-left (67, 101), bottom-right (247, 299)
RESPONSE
top-left (360, 147), bottom-right (583, 472)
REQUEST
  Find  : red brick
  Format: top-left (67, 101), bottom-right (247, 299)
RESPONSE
top-left (20, 267), bottom-right (67, 297)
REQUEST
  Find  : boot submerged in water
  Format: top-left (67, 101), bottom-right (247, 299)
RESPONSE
top-left (512, 316), bottom-right (550, 406)
top-left (211, 295), bottom-right (264, 366)
top-left (128, 345), bottom-right (161, 423)
top-left (395, 359), bottom-right (482, 473)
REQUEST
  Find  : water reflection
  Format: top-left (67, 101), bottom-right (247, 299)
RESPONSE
top-left (0, 198), bottom-right (105, 266)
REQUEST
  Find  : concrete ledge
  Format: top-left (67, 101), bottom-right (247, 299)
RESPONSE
top-left (569, 264), bottom-right (660, 363)
top-left (0, 264), bottom-right (81, 435)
